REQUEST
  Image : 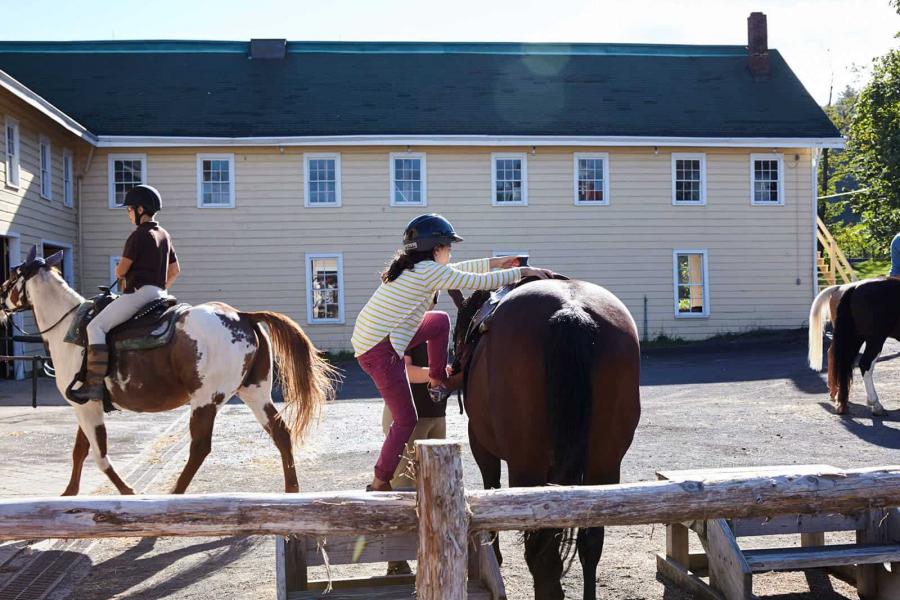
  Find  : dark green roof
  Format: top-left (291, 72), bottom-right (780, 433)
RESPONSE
top-left (0, 40), bottom-right (839, 139)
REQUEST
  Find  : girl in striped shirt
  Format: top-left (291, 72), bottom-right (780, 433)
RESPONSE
top-left (353, 214), bottom-right (552, 491)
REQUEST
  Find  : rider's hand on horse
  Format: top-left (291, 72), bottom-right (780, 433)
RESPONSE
top-left (490, 256), bottom-right (521, 269)
top-left (522, 267), bottom-right (554, 279)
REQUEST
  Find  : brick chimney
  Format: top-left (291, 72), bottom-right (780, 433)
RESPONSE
top-left (747, 12), bottom-right (770, 77)
top-left (250, 39), bottom-right (287, 60)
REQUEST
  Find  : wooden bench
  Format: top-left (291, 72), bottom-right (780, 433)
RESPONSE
top-left (655, 465), bottom-right (900, 600)
top-left (276, 530), bottom-right (505, 600)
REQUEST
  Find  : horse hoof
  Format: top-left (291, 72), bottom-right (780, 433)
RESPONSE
top-left (872, 407), bottom-right (886, 417)
top-left (835, 403), bottom-right (848, 415)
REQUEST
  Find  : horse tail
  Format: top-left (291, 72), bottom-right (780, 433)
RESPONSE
top-left (833, 286), bottom-right (858, 402)
top-left (808, 285), bottom-right (838, 371)
top-left (242, 311), bottom-right (338, 442)
top-left (545, 303), bottom-right (598, 486)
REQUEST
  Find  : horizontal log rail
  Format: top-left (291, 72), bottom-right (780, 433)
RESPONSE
top-left (816, 215), bottom-right (857, 285)
top-left (2, 466), bottom-right (899, 543)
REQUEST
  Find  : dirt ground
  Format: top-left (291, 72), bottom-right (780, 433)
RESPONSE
top-left (2, 331), bottom-right (900, 599)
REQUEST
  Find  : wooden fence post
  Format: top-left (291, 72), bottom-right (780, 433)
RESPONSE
top-left (415, 440), bottom-right (468, 600)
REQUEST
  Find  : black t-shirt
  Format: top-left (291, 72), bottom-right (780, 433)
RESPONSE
top-left (407, 343), bottom-right (447, 418)
top-left (121, 221), bottom-right (177, 293)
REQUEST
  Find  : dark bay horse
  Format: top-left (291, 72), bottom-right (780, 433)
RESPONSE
top-left (450, 278), bottom-right (641, 600)
top-left (832, 277), bottom-right (900, 415)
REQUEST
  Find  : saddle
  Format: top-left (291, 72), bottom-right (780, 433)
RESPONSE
top-left (467, 274), bottom-right (571, 342)
top-left (64, 289), bottom-right (191, 411)
top-left (64, 290), bottom-right (190, 351)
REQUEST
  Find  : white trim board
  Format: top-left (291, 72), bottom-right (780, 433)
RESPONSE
top-left (95, 134), bottom-right (846, 149)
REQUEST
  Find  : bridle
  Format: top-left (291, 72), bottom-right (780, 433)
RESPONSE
top-left (0, 260), bottom-right (81, 338)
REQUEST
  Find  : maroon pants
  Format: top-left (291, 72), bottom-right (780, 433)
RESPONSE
top-left (357, 311), bottom-right (450, 483)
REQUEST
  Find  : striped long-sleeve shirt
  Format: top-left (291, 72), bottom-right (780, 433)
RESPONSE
top-left (352, 258), bottom-right (523, 357)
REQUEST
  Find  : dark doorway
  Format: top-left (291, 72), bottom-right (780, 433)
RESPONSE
top-left (0, 237), bottom-right (14, 379)
top-left (42, 243), bottom-right (67, 283)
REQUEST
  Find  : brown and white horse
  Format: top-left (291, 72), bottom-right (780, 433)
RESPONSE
top-left (0, 246), bottom-right (336, 496)
top-left (808, 281), bottom-right (886, 415)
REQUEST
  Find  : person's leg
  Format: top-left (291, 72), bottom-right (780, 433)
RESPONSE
top-left (86, 286), bottom-right (165, 345)
top-left (358, 344), bottom-right (418, 489)
top-left (406, 311), bottom-right (451, 383)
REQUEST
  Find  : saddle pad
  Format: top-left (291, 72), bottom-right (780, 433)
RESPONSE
top-left (110, 302), bottom-right (191, 352)
top-left (63, 302), bottom-right (95, 345)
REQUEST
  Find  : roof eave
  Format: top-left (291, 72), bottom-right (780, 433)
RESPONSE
top-left (95, 134), bottom-right (845, 149)
top-left (0, 69), bottom-right (98, 145)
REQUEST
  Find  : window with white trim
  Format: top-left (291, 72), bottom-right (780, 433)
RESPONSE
top-left (197, 153), bottom-right (235, 208)
top-left (304, 154), bottom-right (341, 207)
top-left (673, 250), bottom-right (709, 317)
top-left (750, 153), bottom-right (784, 205)
top-left (389, 153), bottom-right (426, 206)
top-left (109, 256), bottom-right (122, 292)
top-left (306, 253), bottom-right (344, 323)
top-left (108, 154), bottom-right (147, 208)
top-left (574, 153), bottom-right (609, 205)
top-left (39, 136), bottom-right (52, 200)
top-left (491, 153), bottom-right (527, 205)
top-left (62, 150), bottom-right (74, 207)
top-left (4, 117), bottom-right (19, 188)
top-left (672, 153), bottom-right (706, 205)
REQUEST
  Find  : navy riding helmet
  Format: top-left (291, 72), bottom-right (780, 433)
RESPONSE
top-left (402, 214), bottom-right (464, 251)
top-left (123, 184), bottom-right (162, 215)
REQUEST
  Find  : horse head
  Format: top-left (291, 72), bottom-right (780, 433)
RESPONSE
top-left (448, 288), bottom-right (492, 376)
top-left (0, 245), bottom-right (65, 319)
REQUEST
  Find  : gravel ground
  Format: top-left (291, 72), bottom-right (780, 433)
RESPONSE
top-left (2, 332), bottom-right (900, 599)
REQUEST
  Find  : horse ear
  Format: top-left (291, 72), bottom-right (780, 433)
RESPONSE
top-left (26, 246), bottom-right (36, 263)
top-left (45, 251), bottom-right (64, 268)
top-left (448, 289), bottom-right (465, 310)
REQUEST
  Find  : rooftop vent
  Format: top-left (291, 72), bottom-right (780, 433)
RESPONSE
top-left (250, 39), bottom-right (287, 60)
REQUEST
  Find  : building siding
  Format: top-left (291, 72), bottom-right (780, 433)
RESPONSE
top-left (80, 146), bottom-right (815, 351)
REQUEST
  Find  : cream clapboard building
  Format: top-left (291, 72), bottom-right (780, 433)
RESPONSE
top-left (0, 16), bottom-right (842, 356)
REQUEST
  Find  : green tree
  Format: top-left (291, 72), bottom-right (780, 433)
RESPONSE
top-left (846, 48), bottom-right (900, 248)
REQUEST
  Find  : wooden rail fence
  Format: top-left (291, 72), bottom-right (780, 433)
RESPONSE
top-left (816, 215), bottom-right (857, 286)
top-left (1, 441), bottom-right (899, 599)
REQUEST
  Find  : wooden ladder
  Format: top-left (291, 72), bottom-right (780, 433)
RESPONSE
top-left (816, 216), bottom-right (858, 286)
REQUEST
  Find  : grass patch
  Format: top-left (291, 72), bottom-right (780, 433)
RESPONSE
top-left (643, 328), bottom-right (804, 350)
top-left (853, 259), bottom-right (890, 280)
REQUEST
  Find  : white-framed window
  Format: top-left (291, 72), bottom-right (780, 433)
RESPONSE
top-left (39, 136), bottom-right (52, 200)
top-left (671, 153), bottom-right (706, 205)
top-left (196, 153), bottom-right (235, 208)
top-left (750, 153), bottom-right (784, 205)
top-left (491, 153), bottom-right (527, 206)
top-left (62, 150), bottom-right (74, 207)
top-left (673, 249), bottom-right (709, 318)
top-left (108, 153), bottom-right (147, 208)
top-left (4, 116), bottom-right (19, 189)
top-left (109, 256), bottom-right (122, 292)
top-left (389, 152), bottom-right (427, 206)
top-left (305, 253), bottom-right (344, 324)
top-left (573, 152), bottom-right (609, 205)
top-left (304, 153), bottom-right (341, 207)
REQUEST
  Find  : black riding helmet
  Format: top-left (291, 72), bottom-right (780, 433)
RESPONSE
top-left (403, 214), bottom-right (463, 251)
top-left (123, 185), bottom-right (162, 216)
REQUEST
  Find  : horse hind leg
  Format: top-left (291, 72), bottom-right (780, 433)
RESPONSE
top-left (860, 337), bottom-right (887, 416)
top-left (238, 383), bottom-right (299, 493)
top-left (171, 396), bottom-right (221, 494)
top-left (73, 403), bottom-right (134, 495)
top-left (469, 422), bottom-right (503, 565)
top-left (510, 469), bottom-right (564, 600)
top-left (61, 426), bottom-right (90, 496)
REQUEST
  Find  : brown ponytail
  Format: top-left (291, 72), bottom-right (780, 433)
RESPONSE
top-left (381, 248), bottom-right (436, 283)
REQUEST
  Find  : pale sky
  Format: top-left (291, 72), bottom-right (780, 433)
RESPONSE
top-left (0, 0), bottom-right (897, 106)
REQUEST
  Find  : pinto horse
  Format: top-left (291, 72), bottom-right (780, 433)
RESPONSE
top-left (809, 281), bottom-right (887, 415)
top-left (830, 277), bottom-right (900, 416)
top-left (0, 246), bottom-right (336, 496)
top-left (449, 278), bottom-right (641, 600)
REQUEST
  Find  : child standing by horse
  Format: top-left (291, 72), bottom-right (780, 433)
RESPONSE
top-left (352, 213), bottom-right (551, 491)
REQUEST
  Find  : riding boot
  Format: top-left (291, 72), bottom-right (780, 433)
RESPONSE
top-left (69, 344), bottom-right (109, 403)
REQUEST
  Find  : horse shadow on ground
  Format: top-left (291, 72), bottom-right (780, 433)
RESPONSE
top-left (816, 401), bottom-right (900, 450)
top-left (76, 536), bottom-right (256, 600)
top-left (658, 567), bottom-right (852, 599)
